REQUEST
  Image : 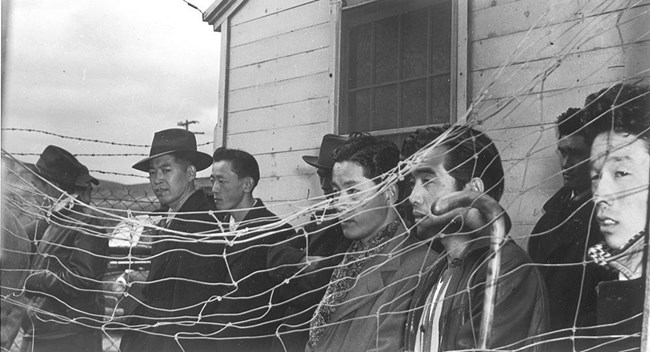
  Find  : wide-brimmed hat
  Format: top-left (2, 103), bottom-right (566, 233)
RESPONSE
top-left (132, 128), bottom-right (213, 172)
top-left (32, 145), bottom-right (99, 190)
top-left (302, 134), bottom-right (348, 169)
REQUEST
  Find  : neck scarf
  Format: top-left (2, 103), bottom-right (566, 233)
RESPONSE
top-left (588, 231), bottom-right (647, 279)
top-left (307, 220), bottom-right (400, 348)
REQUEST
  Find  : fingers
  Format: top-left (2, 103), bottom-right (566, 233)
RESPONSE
top-left (432, 190), bottom-right (504, 222)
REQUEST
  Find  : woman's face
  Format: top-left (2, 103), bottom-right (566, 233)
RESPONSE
top-left (590, 132), bottom-right (649, 249)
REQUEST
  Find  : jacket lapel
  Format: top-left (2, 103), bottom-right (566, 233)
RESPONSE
top-left (329, 233), bottom-right (404, 322)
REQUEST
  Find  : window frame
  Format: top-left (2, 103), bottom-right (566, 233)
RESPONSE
top-left (334, 0), bottom-right (469, 140)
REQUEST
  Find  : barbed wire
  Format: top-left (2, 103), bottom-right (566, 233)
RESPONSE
top-left (2, 1), bottom-right (649, 351)
top-left (1, 128), bottom-right (214, 150)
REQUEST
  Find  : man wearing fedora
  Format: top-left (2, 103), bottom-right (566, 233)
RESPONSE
top-left (266, 134), bottom-right (353, 352)
top-left (21, 145), bottom-right (108, 352)
top-left (120, 128), bottom-right (226, 352)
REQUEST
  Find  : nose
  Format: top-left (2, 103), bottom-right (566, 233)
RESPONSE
top-left (211, 181), bottom-right (220, 194)
top-left (561, 155), bottom-right (570, 171)
top-left (408, 182), bottom-right (423, 207)
top-left (150, 170), bottom-right (163, 184)
top-left (592, 174), bottom-right (613, 206)
top-left (333, 190), bottom-right (352, 215)
top-left (320, 177), bottom-right (333, 195)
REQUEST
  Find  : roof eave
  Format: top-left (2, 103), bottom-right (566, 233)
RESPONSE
top-left (203, 0), bottom-right (245, 32)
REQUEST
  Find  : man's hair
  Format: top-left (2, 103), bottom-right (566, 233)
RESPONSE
top-left (583, 83), bottom-right (650, 147)
top-left (212, 147), bottom-right (261, 188)
top-left (556, 107), bottom-right (586, 137)
top-left (402, 125), bottom-right (505, 202)
top-left (332, 135), bottom-right (400, 184)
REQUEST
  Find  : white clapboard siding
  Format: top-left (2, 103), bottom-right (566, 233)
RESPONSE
top-left (211, 0), bottom-right (648, 232)
top-left (472, 4), bottom-right (649, 70)
top-left (228, 97), bottom-right (330, 134)
top-left (469, 0), bottom-right (649, 230)
top-left (229, 47), bottom-right (329, 90)
top-left (226, 122), bottom-right (330, 155)
top-left (230, 0), bottom-right (317, 26)
top-left (230, 22), bottom-right (330, 68)
top-left (257, 174), bottom-right (320, 201)
top-left (471, 0), bottom-right (643, 41)
top-left (254, 149), bottom-right (322, 178)
top-left (230, 0), bottom-right (330, 47)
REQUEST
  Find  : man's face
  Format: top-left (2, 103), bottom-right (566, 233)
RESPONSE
top-left (148, 154), bottom-right (194, 210)
top-left (408, 146), bottom-right (460, 239)
top-left (557, 134), bottom-right (590, 190)
top-left (316, 167), bottom-right (334, 197)
top-left (211, 160), bottom-right (248, 211)
top-left (332, 161), bottom-right (393, 243)
top-left (591, 132), bottom-right (649, 249)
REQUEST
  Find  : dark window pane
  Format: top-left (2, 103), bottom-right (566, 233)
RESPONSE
top-left (431, 74), bottom-right (451, 123)
top-left (402, 9), bottom-right (428, 79)
top-left (374, 17), bottom-right (399, 84)
top-left (341, 0), bottom-right (454, 135)
top-left (430, 3), bottom-right (451, 75)
top-left (349, 23), bottom-right (372, 89)
top-left (401, 79), bottom-right (427, 128)
top-left (374, 84), bottom-right (398, 130)
top-left (349, 89), bottom-right (372, 132)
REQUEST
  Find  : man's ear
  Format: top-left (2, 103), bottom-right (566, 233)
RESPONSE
top-left (186, 165), bottom-right (197, 181)
top-left (464, 177), bottom-right (484, 194)
top-left (242, 176), bottom-right (255, 193)
top-left (385, 183), bottom-right (399, 205)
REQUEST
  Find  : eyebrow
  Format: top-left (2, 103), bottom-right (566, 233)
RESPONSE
top-left (411, 165), bottom-right (437, 175)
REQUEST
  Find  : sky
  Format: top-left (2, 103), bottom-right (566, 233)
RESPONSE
top-left (1, 0), bottom-right (221, 185)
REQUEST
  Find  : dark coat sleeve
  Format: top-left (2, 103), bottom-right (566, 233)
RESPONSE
top-left (25, 213), bottom-right (108, 300)
top-left (452, 243), bottom-right (548, 351)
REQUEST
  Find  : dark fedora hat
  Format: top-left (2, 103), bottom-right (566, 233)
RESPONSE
top-left (33, 145), bottom-right (99, 190)
top-left (302, 134), bottom-right (348, 169)
top-left (132, 128), bottom-right (213, 172)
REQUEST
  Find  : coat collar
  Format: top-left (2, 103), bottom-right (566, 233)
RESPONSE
top-left (329, 224), bottom-right (410, 321)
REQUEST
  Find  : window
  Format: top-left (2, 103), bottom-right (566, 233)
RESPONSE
top-left (339, 0), bottom-right (458, 144)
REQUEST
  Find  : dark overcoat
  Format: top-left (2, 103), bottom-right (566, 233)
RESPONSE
top-left (528, 187), bottom-right (615, 350)
top-left (267, 213), bottom-right (352, 352)
top-left (23, 204), bottom-right (109, 352)
top-left (212, 199), bottom-right (294, 352)
top-left (119, 190), bottom-right (225, 352)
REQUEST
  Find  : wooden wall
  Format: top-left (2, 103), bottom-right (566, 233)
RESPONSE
top-left (224, 0), bottom-right (334, 217)
top-left (216, 0), bottom-right (650, 239)
top-left (469, 0), bottom-right (650, 242)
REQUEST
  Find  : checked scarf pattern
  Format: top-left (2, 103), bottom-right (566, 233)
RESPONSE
top-left (307, 220), bottom-right (399, 349)
top-left (588, 230), bottom-right (646, 278)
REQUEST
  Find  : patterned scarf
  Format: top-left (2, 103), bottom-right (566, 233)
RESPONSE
top-left (588, 231), bottom-right (647, 279)
top-left (307, 220), bottom-right (400, 349)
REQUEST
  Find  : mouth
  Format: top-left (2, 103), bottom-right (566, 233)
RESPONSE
top-left (340, 217), bottom-right (354, 226)
top-left (154, 189), bottom-right (168, 196)
top-left (597, 216), bottom-right (617, 228)
top-left (412, 210), bottom-right (428, 221)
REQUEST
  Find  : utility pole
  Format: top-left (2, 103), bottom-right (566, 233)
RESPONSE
top-left (177, 120), bottom-right (204, 134)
